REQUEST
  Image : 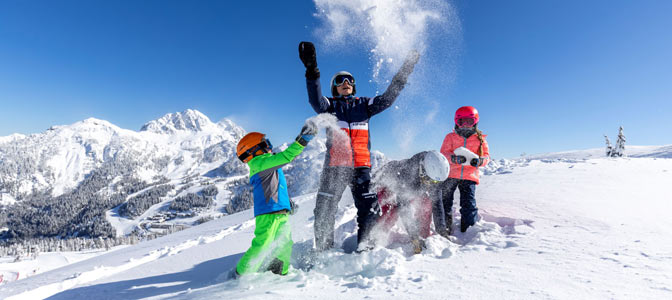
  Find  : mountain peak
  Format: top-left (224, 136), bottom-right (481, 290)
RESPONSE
top-left (140, 109), bottom-right (214, 134)
top-left (78, 117), bottom-right (117, 128)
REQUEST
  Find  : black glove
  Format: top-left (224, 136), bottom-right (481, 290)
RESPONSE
top-left (299, 41), bottom-right (316, 68)
top-left (451, 155), bottom-right (467, 164)
top-left (299, 41), bottom-right (320, 80)
top-left (295, 121), bottom-right (318, 146)
top-left (470, 158), bottom-right (481, 167)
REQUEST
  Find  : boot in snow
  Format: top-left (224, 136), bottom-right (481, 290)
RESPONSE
top-left (460, 221), bottom-right (470, 233)
top-left (411, 238), bottom-right (426, 254)
top-left (355, 237), bottom-right (375, 253)
top-left (444, 214), bottom-right (454, 237)
top-left (267, 258), bottom-right (286, 275)
top-left (225, 267), bottom-right (240, 280)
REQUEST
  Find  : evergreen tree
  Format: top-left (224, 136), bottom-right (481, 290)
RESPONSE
top-left (614, 126), bottom-right (626, 157)
top-left (604, 135), bottom-right (613, 157)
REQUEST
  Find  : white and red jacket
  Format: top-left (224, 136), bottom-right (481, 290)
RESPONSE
top-left (306, 78), bottom-right (409, 168)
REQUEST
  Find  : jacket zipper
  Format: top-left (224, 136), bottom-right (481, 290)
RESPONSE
top-left (460, 137), bottom-right (467, 179)
top-left (348, 98), bottom-right (355, 166)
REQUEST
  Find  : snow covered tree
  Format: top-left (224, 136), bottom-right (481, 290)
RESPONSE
top-left (613, 126), bottom-right (626, 157)
top-left (604, 135), bottom-right (613, 157)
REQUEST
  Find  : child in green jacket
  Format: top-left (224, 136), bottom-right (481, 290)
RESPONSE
top-left (234, 122), bottom-right (317, 276)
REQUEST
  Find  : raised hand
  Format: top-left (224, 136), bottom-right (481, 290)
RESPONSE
top-left (296, 120), bottom-right (318, 146)
top-left (299, 41), bottom-right (317, 69)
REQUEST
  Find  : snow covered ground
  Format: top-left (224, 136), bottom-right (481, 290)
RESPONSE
top-left (1, 148), bottom-right (671, 299)
top-left (0, 249), bottom-right (127, 286)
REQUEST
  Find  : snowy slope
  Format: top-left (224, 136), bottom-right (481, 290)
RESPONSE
top-left (524, 144), bottom-right (672, 160)
top-left (2, 148), bottom-right (671, 299)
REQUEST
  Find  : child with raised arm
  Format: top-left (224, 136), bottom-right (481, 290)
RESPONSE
top-left (234, 121), bottom-right (317, 276)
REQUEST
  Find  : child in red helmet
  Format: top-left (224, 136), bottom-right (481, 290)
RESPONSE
top-left (433, 106), bottom-right (490, 235)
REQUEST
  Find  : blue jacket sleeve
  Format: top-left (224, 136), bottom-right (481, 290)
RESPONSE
top-left (307, 78), bottom-right (330, 113)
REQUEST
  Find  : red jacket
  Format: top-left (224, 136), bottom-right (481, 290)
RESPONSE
top-left (440, 131), bottom-right (490, 184)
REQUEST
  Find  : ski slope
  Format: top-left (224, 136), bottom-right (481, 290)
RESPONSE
top-left (1, 149), bottom-right (672, 299)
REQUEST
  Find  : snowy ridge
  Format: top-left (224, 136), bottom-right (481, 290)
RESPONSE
top-left (140, 109), bottom-right (216, 134)
top-left (481, 144), bottom-right (672, 176)
top-left (0, 110), bottom-right (244, 198)
top-left (2, 147), bottom-right (671, 299)
top-left (0, 110), bottom-right (257, 241)
top-left (523, 144), bottom-right (672, 160)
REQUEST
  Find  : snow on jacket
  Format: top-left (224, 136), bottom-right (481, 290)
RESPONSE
top-left (373, 151), bottom-right (431, 194)
top-left (440, 131), bottom-right (490, 184)
top-left (247, 141), bottom-right (304, 216)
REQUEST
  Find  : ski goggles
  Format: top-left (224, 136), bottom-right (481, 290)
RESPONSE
top-left (456, 117), bottom-right (476, 127)
top-left (333, 74), bottom-right (355, 87)
top-left (238, 139), bottom-right (273, 162)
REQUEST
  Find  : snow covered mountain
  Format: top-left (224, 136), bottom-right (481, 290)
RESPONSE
top-left (1, 146), bottom-right (671, 299)
top-left (0, 109), bottom-right (243, 198)
top-left (0, 110), bottom-right (351, 242)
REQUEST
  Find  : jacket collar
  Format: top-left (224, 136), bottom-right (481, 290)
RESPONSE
top-left (455, 127), bottom-right (476, 138)
top-left (334, 95), bottom-right (354, 100)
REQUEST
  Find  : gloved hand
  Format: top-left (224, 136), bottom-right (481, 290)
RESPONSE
top-left (299, 41), bottom-right (320, 80)
top-left (453, 147), bottom-right (479, 166)
top-left (470, 158), bottom-right (482, 167)
top-left (451, 155), bottom-right (467, 164)
top-left (295, 121), bottom-right (318, 146)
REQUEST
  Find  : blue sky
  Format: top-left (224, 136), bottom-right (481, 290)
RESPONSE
top-left (1, 0), bottom-right (670, 159)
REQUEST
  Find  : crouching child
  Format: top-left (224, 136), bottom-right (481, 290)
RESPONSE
top-left (373, 151), bottom-right (450, 254)
top-left (234, 121), bottom-right (317, 276)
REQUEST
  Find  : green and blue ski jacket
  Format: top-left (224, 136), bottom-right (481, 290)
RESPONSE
top-left (247, 141), bottom-right (304, 216)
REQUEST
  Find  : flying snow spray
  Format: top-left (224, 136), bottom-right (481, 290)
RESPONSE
top-left (312, 0), bottom-right (462, 155)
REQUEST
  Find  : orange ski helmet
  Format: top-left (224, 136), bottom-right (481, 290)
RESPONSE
top-left (237, 132), bottom-right (273, 163)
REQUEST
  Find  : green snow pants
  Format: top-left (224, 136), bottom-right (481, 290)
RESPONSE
top-left (236, 212), bottom-right (292, 275)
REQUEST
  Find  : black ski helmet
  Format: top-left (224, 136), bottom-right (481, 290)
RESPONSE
top-left (330, 71), bottom-right (356, 97)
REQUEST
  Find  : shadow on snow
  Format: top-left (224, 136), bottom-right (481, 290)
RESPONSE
top-left (46, 253), bottom-right (244, 300)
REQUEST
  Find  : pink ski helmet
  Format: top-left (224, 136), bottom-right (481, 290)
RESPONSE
top-left (454, 106), bottom-right (479, 127)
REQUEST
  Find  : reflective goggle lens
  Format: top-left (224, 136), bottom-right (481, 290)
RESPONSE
top-left (263, 139), bottom-right (273, 150)
top-left (333, 75), bottom-right (355, 86)
top-left (457, 118), bottom-right (475, 126)
top-left (238, 139), bottom-right (273, 162)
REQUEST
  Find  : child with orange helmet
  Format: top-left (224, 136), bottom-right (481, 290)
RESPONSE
top-left (433, 106), bottom-right (490, 235)
top-left (233, 121), bottom-right (317, 277)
